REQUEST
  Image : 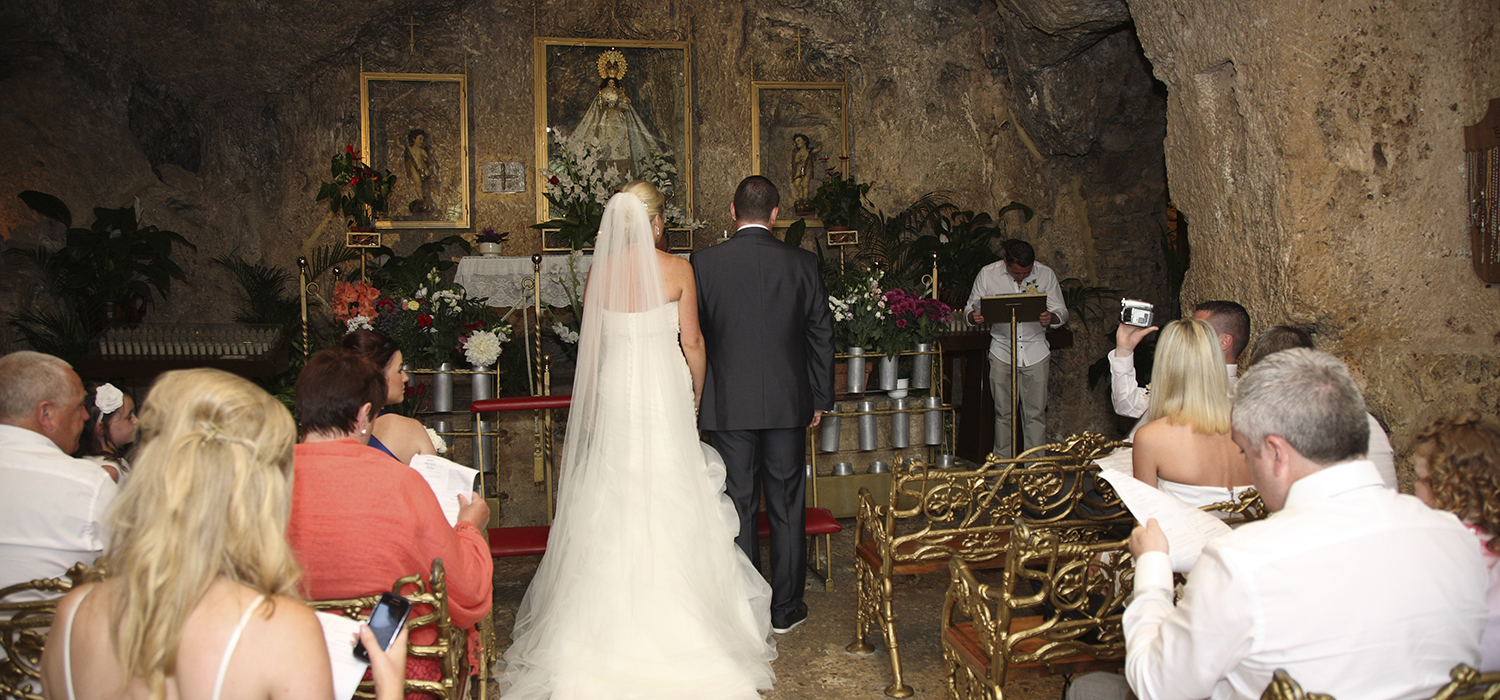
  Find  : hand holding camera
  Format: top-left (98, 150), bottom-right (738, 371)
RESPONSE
top-left (1116, 300), bottom-right (1159, 355)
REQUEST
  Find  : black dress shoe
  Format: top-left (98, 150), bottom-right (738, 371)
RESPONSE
top-left (772, 602), bottom-right (808, 634)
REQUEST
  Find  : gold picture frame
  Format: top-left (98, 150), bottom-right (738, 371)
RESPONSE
top-left (360, 71), bottom-right (470, 229)
top-left (751, 81), bottom-right (849, 228)
top-left (534, 38), bottom-right (694, 231)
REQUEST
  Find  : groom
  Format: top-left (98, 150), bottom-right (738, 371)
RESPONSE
top-left (693, 176), bottom-right (835, 633)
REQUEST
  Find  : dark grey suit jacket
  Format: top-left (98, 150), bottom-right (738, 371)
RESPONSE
top-left (692, 226), bottom-right (835, 431)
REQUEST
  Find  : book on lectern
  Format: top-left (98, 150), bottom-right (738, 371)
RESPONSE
top-left (979, 293), bottom-right (1048, 325)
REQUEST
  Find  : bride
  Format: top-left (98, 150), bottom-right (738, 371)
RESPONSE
top-left (497, 181), bottom-right (777, 699)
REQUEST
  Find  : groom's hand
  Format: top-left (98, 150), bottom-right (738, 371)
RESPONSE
top-left (808, 410), bottom-right (823, 428)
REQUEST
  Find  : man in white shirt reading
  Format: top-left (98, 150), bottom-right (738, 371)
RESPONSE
top-left (965, 240), bottom-right (1068, 459)
top-left (0, 351), bottom-right (118, 602)
top-left (1109, 299), bottom-right (1249, 419)
top-left (1125, 348), bottom-right (1485, 700)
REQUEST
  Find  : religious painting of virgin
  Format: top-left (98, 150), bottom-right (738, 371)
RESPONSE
top-left (750, 81), bottom-right (848, 227)
top-left (534, 39), bottom-right (693, 229)
top-left (361, 72), bottom-right (471, 229)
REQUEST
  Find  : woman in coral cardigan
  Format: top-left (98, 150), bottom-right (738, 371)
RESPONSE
top-left (286, 347), bottom-right (492, 696)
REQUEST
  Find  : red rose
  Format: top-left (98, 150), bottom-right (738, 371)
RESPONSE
top-left (404, 385), bottom-right (426, 398)
top-left (417, 314), bottom-right (433, 327)
top-left (549, 176), bottom-right (560, 185)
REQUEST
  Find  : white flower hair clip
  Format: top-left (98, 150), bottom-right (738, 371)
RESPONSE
top-left (95, 383), bottom-right (124, 415)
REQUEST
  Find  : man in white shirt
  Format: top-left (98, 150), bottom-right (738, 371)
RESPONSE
top-left (965, 240), bottom-right (1068, 458)
top-left (1109, 300), bottom-right (1249, 419)
top-left (0, 351), bottom-right (118, 601)
top-left (1125, 348), bottom-right (1485, 700)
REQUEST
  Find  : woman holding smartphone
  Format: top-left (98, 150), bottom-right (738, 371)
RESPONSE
top-left (40, 368), bottom-right (408, 700)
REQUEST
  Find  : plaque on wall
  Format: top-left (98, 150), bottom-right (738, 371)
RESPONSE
top-left (1466, 98), bottom-right (1500, 284)
top-left (482, 162), bottom-right (527, 194)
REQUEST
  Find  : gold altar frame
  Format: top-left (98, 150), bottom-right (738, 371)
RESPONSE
top-left (533, 38), bottom-right (694, 228)
top-left (361, 71), bottom-right (471, 229)
top-left (750, 81), bottom-right (849, 228)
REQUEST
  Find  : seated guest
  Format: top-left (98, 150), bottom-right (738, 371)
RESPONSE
top-left (1246, 324), bottom-right (1396, 488)
top-left (0, 351), bottom-right (118, 602)
top-left (340, 329), bottom-right (437, 464)
top-left (1127, 349), bottom-right (1485, 699)
top-left (73, 382), bottom-right (139, 485)
top-left (40, 368), bottom-right (408, 700)
top-left (1412, 412), bottom-right (1500, 671)
top-left (286, 347), bottom-right (492, 692)
top-left (1131, 319), bottom-right (1252, 510)
top-left (1109, 300), bottom-right (1249, 420)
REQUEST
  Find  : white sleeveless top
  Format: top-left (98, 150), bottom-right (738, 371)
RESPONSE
top-left (61, 587), bottom-right (265, 700)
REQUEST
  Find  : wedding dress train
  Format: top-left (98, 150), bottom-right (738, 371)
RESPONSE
top-left (497, 301), bottom-right (776, 699)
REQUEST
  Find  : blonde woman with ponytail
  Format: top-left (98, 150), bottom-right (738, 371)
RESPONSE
top-left (40, 368), bottom-right (407, 700)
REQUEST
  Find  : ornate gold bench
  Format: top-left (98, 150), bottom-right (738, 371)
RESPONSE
top-left (0, 563), bottom-right (104, 700)
top-left (942, 521), bottom-right (1134, 700)
top-left (306, 558), bottom-right (476, 700)
top-left (847, 432), bottom-right (1132, 697)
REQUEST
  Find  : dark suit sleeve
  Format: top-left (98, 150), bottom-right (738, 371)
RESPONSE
top-left (805, 260), bottom-right (835, 412)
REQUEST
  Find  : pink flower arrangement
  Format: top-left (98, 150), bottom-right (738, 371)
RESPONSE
top-left (883, 288), bottom-right (952, 352)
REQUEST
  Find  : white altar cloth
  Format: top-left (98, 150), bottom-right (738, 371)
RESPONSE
top-left (453, 254), bottom-right (593, 308)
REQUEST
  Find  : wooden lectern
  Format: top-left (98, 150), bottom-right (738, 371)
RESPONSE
top-left (979, 293), bottom-right (1049, 457)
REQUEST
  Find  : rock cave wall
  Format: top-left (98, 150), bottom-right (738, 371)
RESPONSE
top-left (1125, 0), bottom-right (1500, 487)
top-left (0, 0), bottom-right (1168, 524)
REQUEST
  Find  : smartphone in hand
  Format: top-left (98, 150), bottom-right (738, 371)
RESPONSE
top-left (354, 592), bottom-right (412, 662)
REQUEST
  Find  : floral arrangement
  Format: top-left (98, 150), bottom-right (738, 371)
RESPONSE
top-left (535, 134), bottom-right (619, 249)
top-left (331, 281), bottom-right (381, 323)
top-left (460, 327), bottom-right (508, 367)
top-left (882, 288), bottom-right (952, 353)
top-left (535, 133), bottom-right (701, 249)
top-left (829, 269), bottom-right (889, 351)
top-left (476, 227), bottom-right (508, 244)
top-left (425, 427), bottom-right (447, 455)
top-left (316, 146), bottom-right (396, 229)
top-left (326, 270), bottom-right (510, 369)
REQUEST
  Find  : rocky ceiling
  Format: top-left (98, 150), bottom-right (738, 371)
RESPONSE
top-left (4, 0), bottom-right (1140, 156)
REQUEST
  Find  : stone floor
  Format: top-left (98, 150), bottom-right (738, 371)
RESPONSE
top-left (488, 519), bottom-right (1068, 700)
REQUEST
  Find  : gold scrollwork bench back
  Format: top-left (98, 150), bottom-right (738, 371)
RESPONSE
top-left (0, 563), bottom-right (105, 700)
top-left (306, 558), bottom-right (469, 700)
top-left (942, 520), bottom-right (1134, 700)
top-left (848, 431), bottom-right (1133, 697)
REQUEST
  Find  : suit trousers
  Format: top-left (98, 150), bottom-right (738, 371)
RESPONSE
top-left (988, 353), bottom-right (1049, 458)
top-left (707, 427), bottom-right (807, 618)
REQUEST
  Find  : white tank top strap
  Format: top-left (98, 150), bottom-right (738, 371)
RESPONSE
top-left (62, 585), bottom-right (96, 700)
top-left (212, 594), bottom-right (267, 700)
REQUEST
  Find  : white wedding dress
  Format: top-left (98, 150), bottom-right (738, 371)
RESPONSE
top-left (498, 193), bottom-right (776, 700)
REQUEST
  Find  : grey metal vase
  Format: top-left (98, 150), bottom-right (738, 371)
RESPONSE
top-left (857, 400), bottom-right (879, 451)
top-left (924, 395), bottom-right (944, 445)
top-left (472, 365), bottom-right (494, 473)
top-left (432, 362), bottom-right (454, 435)
top-left (878, 353), bottom-right (898, 391)
top-left (819, 410), bottom-right (842, 452)
top-left (911, 343), bottom-right (934, 389)
top-left (890, 397), bottom-right (910, 448)
top-left (846, 347), bottom-right (867, 394)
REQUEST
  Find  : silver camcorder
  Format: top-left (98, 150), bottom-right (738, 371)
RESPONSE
top-left (1120, 299), bottom-right (1154, 327)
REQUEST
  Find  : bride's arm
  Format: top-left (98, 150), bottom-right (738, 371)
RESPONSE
top-left (674, 264), bottom-right (707, 408)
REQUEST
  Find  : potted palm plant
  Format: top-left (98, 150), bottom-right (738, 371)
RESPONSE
top-left (7, 191), bottom-right (197, 360)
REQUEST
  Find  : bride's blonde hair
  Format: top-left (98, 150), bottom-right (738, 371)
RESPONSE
top-left (621, 180), bottom-right (664, 222)
top-left (1146, 318), bottom-right (1232, 434)
top-left (105, 368), bottom-right (301, 699)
